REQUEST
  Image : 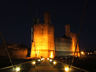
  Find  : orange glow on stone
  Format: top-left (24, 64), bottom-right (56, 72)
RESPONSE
top-left (72, 34), bottom-right (80, 57)
top-left (31, 24), bottom-right (55, 58)
top-left (49, 51), bottom-right (54, 58)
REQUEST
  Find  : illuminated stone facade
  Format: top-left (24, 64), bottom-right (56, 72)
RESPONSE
top-left (31, 13), bottom-right (55, 58)
top-left (65, 24), bottom-right (80, 56)
top-left (55, 24), bottom-right (80, 57)
top-left (31, 13), bottom-right (79, 58)
top-left (0, 44), bottom-right (28, 59)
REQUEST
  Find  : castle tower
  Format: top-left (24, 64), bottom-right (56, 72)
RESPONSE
top-left (31, 13), bottom-right (55, 58)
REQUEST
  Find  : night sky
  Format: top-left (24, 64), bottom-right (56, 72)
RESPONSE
top-left (0, 0), bottom-right (96, 50)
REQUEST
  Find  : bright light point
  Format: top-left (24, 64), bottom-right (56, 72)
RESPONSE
top-left (64, 66), bottom-right (70, 72)
top-left (37, 59), bottom-right (41, 62)
top-left (49, 51), bottom-right (54, 58)
top-left (41, 58), bottom-right (45, 61)
top-left (32, 61), bottom-right (36, 65)
top-left (49, 59), bottom-right (52, 62)
top-left (47, 58), bottom-right (49, 60)
top-left (81, 51), bottom-right (85, 55)
top-left (15, 67), bottom-right (21, 72)
top-left (53, 61), bottom-right (57, 65)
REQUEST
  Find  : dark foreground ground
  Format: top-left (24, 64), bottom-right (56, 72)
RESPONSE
top-left (0, 56), bottom-right (32, 68)
top-left (0, 55), bottom-right (96, 72)
top-left (0, 58), bottom-right (87, 72)
top-left (73, 54), bottom-right (96, 72)
top-left (56, 54), bottom-right (96, 72)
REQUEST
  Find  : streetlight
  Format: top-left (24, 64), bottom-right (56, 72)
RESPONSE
top-left (49, 59), bottom-right (53, 62)
top-left (32, 61), bottom-right (36, 65)
top-left (53, 61), bottom-right (57, 65)
top-left (81, 51), bottom-right (85, 55)
top-left (47, 58), bottom-right (49, 60)
top-left (41, 58), bottom-right (45, 61)
top-left (64, 66), bottom-right (70, 72)
top-left (13, 66), bottom-right (21, 72)
top-left (37, 59), bottom-right (41, 62)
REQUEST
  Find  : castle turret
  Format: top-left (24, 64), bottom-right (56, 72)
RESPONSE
top-left (44, 12), bottom-right (50, 24)
top-left (65, 24), bottom-right (70, 37)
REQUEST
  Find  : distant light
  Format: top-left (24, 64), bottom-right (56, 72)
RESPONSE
top-left (53, 61), bottom-right (57, 65)
top-left (88, 52), bottom-right (89, 55)
top-left (47, 58), bottom-right (49, 60)
top-left (32, 61), bottom-right (36, 65)
top-left (13, 67), bottom-right (21, 72)
top-left (37, 59), bottom-right (41, 62)
top-left (16, 67), bottom-right (20, 72)
top-left (49, 59), bottom-right (52, 62)
top-left (81, 51), bottom-right (85, 55)
top-left (64, 66), bottom-right (70, 72)
top-left (49, 51), bottom-right (54, 58)
top-left (41, 58), bottom-right (45, 61)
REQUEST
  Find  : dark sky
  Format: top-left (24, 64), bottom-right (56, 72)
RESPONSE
top-left (0, 0), bottom-right (96, 50)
